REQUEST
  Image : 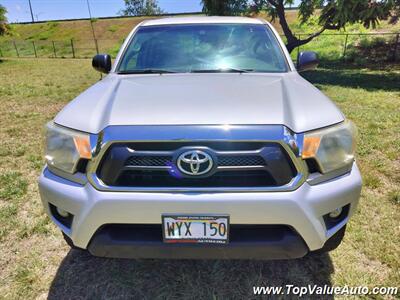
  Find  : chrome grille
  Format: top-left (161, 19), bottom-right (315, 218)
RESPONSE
top-left (97, 142), bottom-right (297, 188)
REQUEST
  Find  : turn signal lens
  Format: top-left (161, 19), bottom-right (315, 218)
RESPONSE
top-left (73, 136), bottom-right (91, 159)
top-left (302, 136), bottom-right (321, 159)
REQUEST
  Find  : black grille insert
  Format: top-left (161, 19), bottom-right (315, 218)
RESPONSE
top-left (93, 224), bottom-right (297, 243)
top-left (125, 156), bottom-right (171, 167)
top-left (118, 170), bottom-right (277, 187)
top-left (97, 142), bottom-right (297, 188)
top-left (218, 155), bottom-right (265, 166)
top-left (124, 155), bottom-right (265, 167)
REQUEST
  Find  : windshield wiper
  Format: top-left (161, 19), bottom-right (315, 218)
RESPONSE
top-left (190, 68), bottom-right (253, 73)
top-left (118, 69), bottom-right (177, 74)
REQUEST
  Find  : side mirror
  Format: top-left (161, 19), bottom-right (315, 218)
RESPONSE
top-left (297, 51), bottom-right (319, 72)
top-left (92, 54), bottom-right (111, 73)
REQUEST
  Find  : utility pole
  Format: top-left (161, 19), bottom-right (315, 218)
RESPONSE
top-left (28, 0), bottom-right (35, 22)
top-left (86, 0), bottom-right (99, 54)
top-left (86, 0), bottom-right (94, 20)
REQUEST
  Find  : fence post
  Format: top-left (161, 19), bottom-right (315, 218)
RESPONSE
top-left (13, 41), bottom-right (19, 57)
top-left (32, 41), bottom-right (37, 58)
top-left (70, 39), bottom-right (75, 58)
top-left (297, 34), bottom-right (301, 58)
top-left (393, 33), bottom-right (399, 62)
top-left (94, 38), bottom-right (99, 54)
top-left (342, 33), bottom-right (349, 61)
top-left (52, 41), bottom-right (57, 58)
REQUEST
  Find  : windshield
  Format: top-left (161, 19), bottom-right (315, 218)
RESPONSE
top-left (117, 24), bottom-right (288, 73)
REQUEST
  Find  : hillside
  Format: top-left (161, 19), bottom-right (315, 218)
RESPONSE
top-left (2, 12), bottom-right (291, 42)
top-left (0, 11), bottom-right (399, 62)
top-left (2, 10), bottom-right (399, 43)
top-left (5, 16), bottom-right (161, 42)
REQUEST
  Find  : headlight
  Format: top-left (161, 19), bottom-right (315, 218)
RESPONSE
top-left (302, 120), bottom-right (356, 174)
top-left (45, 122), bottom-right (91, 174)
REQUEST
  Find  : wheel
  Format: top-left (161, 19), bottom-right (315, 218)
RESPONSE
top-left (313, 225), bottom-right (347, 254)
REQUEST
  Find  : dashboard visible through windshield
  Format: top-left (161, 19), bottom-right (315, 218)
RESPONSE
top-left (117, 23), bottom-right (289, 73)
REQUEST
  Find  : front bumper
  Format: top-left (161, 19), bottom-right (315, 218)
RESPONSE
top-left (39, 163), bottom-right (361, 259)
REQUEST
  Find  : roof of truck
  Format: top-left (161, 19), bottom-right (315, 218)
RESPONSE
top-left (141, 16), bottom-right (266, 26)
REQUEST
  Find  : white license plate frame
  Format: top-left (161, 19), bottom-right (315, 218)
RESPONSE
top-left (162, 215), bottom-right (229, 244)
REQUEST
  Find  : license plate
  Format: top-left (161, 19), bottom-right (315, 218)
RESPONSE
top-left (162, 215), bottom-right (229, 244)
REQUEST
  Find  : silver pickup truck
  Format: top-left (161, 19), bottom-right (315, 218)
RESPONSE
top-left (39, 16), bottom-right (362, 259)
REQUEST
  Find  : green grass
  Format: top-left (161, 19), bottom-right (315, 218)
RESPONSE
top-left (0, 58), bottom-right (399, 299)
top-left (0, 172), bottom-right (28, 200)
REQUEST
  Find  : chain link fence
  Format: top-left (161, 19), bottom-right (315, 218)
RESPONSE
top-left (0, 32), bottom-right (399, 64)
top-left (0, 38), bottom-right (123, 59)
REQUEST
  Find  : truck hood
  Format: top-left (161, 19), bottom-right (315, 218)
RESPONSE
top-left (55, 72), bottom-right (344, 134)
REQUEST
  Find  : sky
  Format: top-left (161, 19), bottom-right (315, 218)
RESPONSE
top-left (0, 0), bottom-right (203, 23)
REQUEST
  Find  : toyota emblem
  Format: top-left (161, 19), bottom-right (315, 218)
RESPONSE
top-left (177, 150), bottom-right (213, 176)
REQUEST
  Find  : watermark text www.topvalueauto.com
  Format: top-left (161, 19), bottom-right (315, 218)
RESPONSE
top-left (253, 285), bottom-right (398, 297)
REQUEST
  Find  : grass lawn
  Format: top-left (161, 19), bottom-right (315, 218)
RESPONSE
top-left (0, 58), bottom-right (399, 299)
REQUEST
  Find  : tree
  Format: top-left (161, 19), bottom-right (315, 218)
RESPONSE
top-left (202, 0), bottom-right (248, 16)
top-left (389, 0), bottom-right (400, 24)
top-left (0, 4), bottom-right (9, 36)
top-left (201, 0), bottom-right (391, 53)
top-left (120, 0), bottom-right (164, 16)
